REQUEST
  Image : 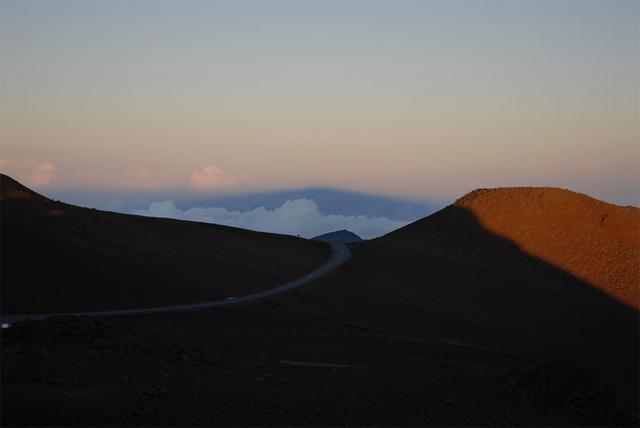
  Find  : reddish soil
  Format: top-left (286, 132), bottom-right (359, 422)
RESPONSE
top-left (1, 174), bottom-right (328, 314)
top-left (380, 187), bottom-right (640, 308)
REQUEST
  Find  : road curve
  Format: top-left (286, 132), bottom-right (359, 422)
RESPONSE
top-left (1, 241), bottom-right (351, 324)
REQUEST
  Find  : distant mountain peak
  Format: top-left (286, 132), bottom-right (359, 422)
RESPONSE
top-left (313, 230), bottom-right (363, 243)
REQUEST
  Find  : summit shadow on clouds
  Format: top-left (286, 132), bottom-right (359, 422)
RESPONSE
top-left (174, 188), bottom-right (444, 221)
top-left (49, 187), bottom-right (444, 221)
top-left (50, 187), bottom-right (446, 239)
top-left (134, 198), bottom-right (410, 240)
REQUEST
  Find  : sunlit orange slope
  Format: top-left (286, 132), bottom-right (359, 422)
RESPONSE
top-left (380, 187), bottom-right (640, 309)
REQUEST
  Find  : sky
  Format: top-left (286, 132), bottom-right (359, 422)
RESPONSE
top-left (1, 0), bottom-right (638, 206)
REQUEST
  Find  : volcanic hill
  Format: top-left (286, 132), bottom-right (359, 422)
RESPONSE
top-left (380, 187), bottom-right (640, 308)
top-left (0, 174), bottom-right (327, 314)
top-left (313, 229), bottom-right (363, 243)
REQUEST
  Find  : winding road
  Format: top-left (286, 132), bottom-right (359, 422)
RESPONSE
top-left (1, 241), bottom-right (351, 325)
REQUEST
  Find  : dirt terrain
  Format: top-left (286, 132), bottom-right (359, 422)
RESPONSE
top-left (1, 178), bottom-right (638, 426)
top-left (2, 306), bottom-right (637, 427)
top-left (0, 174), bottom-right (327, 314)
top-left (380, 187), bottom-right (640, 308)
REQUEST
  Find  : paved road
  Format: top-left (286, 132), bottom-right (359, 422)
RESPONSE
top-left (0, 241), bottom-right (351, 324)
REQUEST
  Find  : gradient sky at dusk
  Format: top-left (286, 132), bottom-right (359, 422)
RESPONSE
top-left (1, 0), bottom-right (638, 205)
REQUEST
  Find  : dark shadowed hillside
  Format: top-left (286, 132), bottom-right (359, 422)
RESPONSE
top-left (0, 174), bottom-right (48, 201)
top-left (379, 187), bottom-right (640, 308)
top-left (0, 174), bottom-right (327, 314)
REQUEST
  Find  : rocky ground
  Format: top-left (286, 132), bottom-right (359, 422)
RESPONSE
top-left (2, 315), bottom-right (637, 427)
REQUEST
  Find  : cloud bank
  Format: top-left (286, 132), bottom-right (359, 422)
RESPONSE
top-left (135, 198), bottom-right (408, 239)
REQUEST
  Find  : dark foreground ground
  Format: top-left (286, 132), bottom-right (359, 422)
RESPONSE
top-left (3, 243), bottom-right (639, 427)
top-left (2, 312), bottom-right (637, 427)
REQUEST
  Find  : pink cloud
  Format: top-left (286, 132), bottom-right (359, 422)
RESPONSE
top-left (30, 162), bottom-right (57, 187)
top-left (189, 165), bottom-right (235, 191)
top-left (0, 160), bottom-right (235, 192)
top-left (0, 159), bottom-right (57, 188)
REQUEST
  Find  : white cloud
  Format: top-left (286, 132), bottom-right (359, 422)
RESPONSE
top-left (135, 198), bottom-right (408, 239)
top-left (0, 159), bottom-right (57, 187)
top-left (189, 165), bottom-right (235, 191)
